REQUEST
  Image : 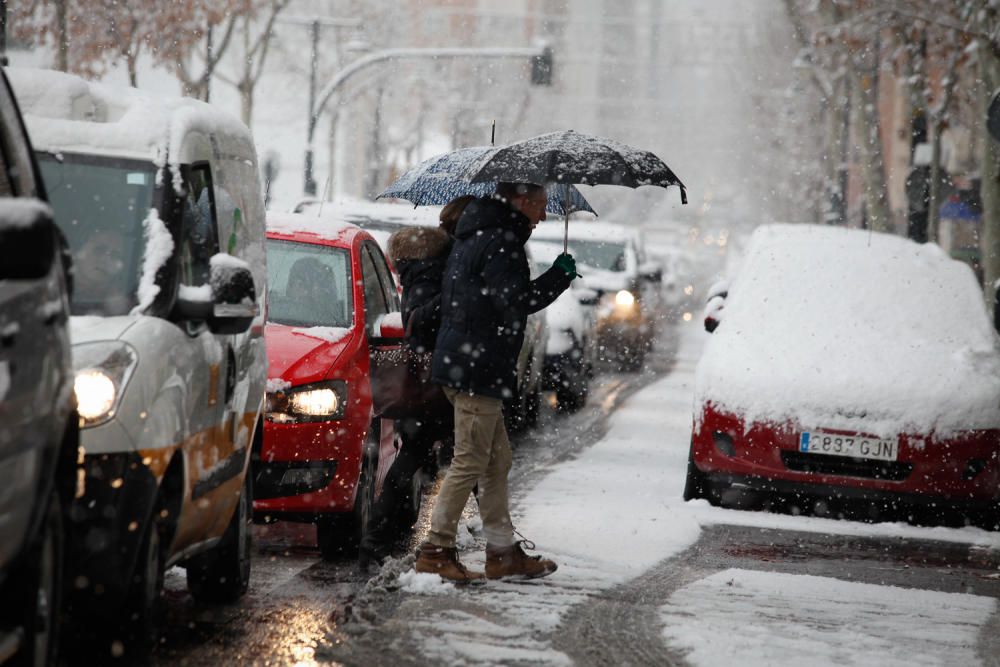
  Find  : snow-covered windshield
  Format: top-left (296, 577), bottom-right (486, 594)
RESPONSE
top-left (38, 153), bottom-right (156, 316)
top-left (266, 239), bottom-right (353, 329)
top-left (533, 237), bottom-right (626, 272)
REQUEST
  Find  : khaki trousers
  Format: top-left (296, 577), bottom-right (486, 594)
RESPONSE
top-left (427, 388), bottom-right (515, 548)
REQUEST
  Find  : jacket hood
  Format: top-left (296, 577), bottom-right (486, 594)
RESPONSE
top-left (454, 195), bottom-right (531, 243)
top-left (265, 323), bottom-right (355, 386)
top-left (387, 226), bottom-right (451, 263)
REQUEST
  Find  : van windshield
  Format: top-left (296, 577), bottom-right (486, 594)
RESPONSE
top-left (266, 239), bottom-right (354, 328)
top-left (38, 153), bottom-right (157, 316)
top-left (533, 237), bottom-right (627, 272)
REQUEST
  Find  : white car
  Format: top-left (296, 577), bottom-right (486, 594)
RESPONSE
top-left (11, 68), bottom-right (267, 653)
top-left (529, 240), bottom-right (598, 411)
top-left (531, 221), bottom-right (663, 371)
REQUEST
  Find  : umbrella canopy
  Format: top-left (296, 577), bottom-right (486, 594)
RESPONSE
top-left (467, 130), bottom-right (687, 204)
top-left (378, 146), bottom-right (596, 216)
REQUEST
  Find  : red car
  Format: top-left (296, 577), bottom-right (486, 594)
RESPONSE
top-left (254, 212), bottom-right (405, 558)
top-left (687, 225), bottom-right (1000, 524)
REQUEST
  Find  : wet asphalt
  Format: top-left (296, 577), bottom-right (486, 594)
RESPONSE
top-left (62, 317), bottom-right (1000, 666)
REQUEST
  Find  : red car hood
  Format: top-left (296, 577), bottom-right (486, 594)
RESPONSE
top-left (266, 323), bottom-right (356, 387)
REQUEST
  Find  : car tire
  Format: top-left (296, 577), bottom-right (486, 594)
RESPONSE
top-left (186, 471), bottom-right (253, 604)
top-left (318, 423), bottom-right (378, 561)
top-left (117, 507), bottom-right (165, 658)
top-left (11, 491), bottom-right (63, 667)
top-left (683, 444), bottom-right (715, 503)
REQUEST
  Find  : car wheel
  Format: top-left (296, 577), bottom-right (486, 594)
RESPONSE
top-left (186, 471), bottom-right (252, 604)
top-left (318, 423), bottom-right (378, 561)
top-left (117, 507), bottom-right (165, 657)
top-left (683, 443), bottom-right (715, 503)
top-left (12, 491), bottom-right (63, 667)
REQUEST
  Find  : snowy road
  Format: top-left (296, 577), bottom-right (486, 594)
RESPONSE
top-left (76, 316), bottom-right (1000, 667)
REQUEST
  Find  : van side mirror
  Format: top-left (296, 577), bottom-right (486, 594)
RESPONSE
top-left (0, 200), bottom-right (56, 281)
top-left (174, 256), bottom-right (257, 335)
top-left (703, 294), bottom-right (725, 334)
top-left (575, 287), bottom-right (600, 306)
top-left (639, 260), bottom-right (662, 283)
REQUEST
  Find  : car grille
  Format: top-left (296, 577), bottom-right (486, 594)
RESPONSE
top-left (780, 451), bottom-right (912, 481)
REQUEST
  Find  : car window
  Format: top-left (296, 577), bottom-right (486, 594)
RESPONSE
top-left (365, 241), bottom-right (399, 312)
top-left (179, 164), bottom-right (219, 288)
top-left (360, 245), bottom-right (389, 333)
top-left (266, 239), bottom-right (353, 328)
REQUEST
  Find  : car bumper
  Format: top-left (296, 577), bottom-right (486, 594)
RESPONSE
top-left (596, 314), bottom-right (651, 350)
top-left (253, 420), bottom-right (363, 516)
top-left (692, 408), bottom-right (1000, 504)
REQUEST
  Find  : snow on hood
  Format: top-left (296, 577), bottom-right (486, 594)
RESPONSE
top-left (695, 224), bottom-right (1000, 438)
top-left (265, 323), bottom-right (354, 385)
top-left (69, 315), bottom-right (139, 344)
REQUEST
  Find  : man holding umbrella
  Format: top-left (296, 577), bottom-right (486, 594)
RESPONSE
top-left (415, 182), bottom-right (577, 583)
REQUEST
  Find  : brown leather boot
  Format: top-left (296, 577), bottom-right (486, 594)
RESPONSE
top-left (485, 540), bottom-right (558, 580)
top-left (414, 542), bottom-right (485, 585)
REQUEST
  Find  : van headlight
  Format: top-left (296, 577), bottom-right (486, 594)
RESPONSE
top-left (267, 380), bottom-right (347, 423)
top-left (615, 290), bottom-right (636, 307)
top-left (73, 342), bottom-right (139, 428)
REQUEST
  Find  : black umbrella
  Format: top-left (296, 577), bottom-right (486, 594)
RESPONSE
top-left (466, 130), bottom-right (686, 250)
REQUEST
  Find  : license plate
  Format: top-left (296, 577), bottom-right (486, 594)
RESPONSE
top-left (799, 430), bottom-right (898, 462)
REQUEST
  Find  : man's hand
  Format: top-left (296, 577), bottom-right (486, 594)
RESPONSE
top-left (552, 253), bottom-right (580, 278)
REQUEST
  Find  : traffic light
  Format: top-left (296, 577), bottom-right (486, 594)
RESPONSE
top-left (531, 47), bottom-right (553, 86)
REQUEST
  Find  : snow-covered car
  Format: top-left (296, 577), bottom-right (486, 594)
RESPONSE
top-left (11, 68), bottom-right (268, 652)
top-left (531, 221), bottom-right (663, 371)
top-left (688, 224), bottom-right (1000, 523)
top-left (255, 213), bottom-right (408, 559)
top-left (0, 68), bottom-right (76, 666)
top-left (529, 240), bottom-right (597, 412)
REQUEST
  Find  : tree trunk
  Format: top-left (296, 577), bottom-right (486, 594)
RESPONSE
top-left (980, 44), bottom-right (1000, 310)
top-left (127, 52), bottom-right (139, 87)
top-left (240, 83), bottom-right (253, 127)
top-left (850, 52), bottom-right (892, 232)
top-left (55, 0), bottom-right (68, 72)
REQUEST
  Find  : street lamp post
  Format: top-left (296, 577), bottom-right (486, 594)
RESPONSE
top-left (304, 45), bottom-right (550, 197)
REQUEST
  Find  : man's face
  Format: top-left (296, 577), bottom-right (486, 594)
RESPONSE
top-left (512, 189), bottom-right (547, 232)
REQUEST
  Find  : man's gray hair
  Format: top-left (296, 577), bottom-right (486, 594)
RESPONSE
top-left (496, 181), bottom-right (545, 200)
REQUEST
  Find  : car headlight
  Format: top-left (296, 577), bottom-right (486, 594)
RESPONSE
top-left (267, 380), bottom-right (347, 423)
top-left (615, 290), bottom-right (636, 307)
top-left (73, 342), bottom-right (139, 428)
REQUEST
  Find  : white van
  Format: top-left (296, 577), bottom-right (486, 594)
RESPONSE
top-left (9, 68), bottom-right (267, 651)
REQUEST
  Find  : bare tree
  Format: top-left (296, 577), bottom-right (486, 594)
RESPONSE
top-left (215, 0), bottom-right (291, 125)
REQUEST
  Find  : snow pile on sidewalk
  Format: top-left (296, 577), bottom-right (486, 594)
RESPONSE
top-left (695, 224), bottom-right (1000, 438)
top-left (660, 568), bottom-right (996, 667)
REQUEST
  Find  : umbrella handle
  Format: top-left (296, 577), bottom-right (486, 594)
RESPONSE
top-left (563, 212), bottom-right (569, 253)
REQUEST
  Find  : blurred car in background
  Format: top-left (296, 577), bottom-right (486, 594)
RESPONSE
top-left (532, 221), bottom-right (663, 371)
top-left (689, 224), bottom-right (1000, 526)
top-left (256, 213), bottom-right (410, 559)
top-left (0, 67), bottom-right (75, 667)
top-left (529, 240), bottom-right (598, 412)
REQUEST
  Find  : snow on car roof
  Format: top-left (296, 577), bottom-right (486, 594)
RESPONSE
top-left (7, 67), bottom-right (251, 172)
top-left (695, 224), bottom-right (1000, 438)
top-left (266, 211), bottom-right (359, 243)
top-left (296, 198), bottom-right (443, 229)
top-left (531, 220), bottom-right (637, 244)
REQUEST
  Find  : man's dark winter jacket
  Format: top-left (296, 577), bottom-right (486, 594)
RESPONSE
top-left (431, 195), bottom-right (573, 399)
top-left (386, 225), bottom-right (452, 353)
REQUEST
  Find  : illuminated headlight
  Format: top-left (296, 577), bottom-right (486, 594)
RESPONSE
top-left (267, 380), bottom-right (347, 423)
top-left (615, 290), bottom-right (636, 307)
top-left (72, 342), bottom-right (139, 428)
top-left (289, 388), bottom-right (339, 416)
